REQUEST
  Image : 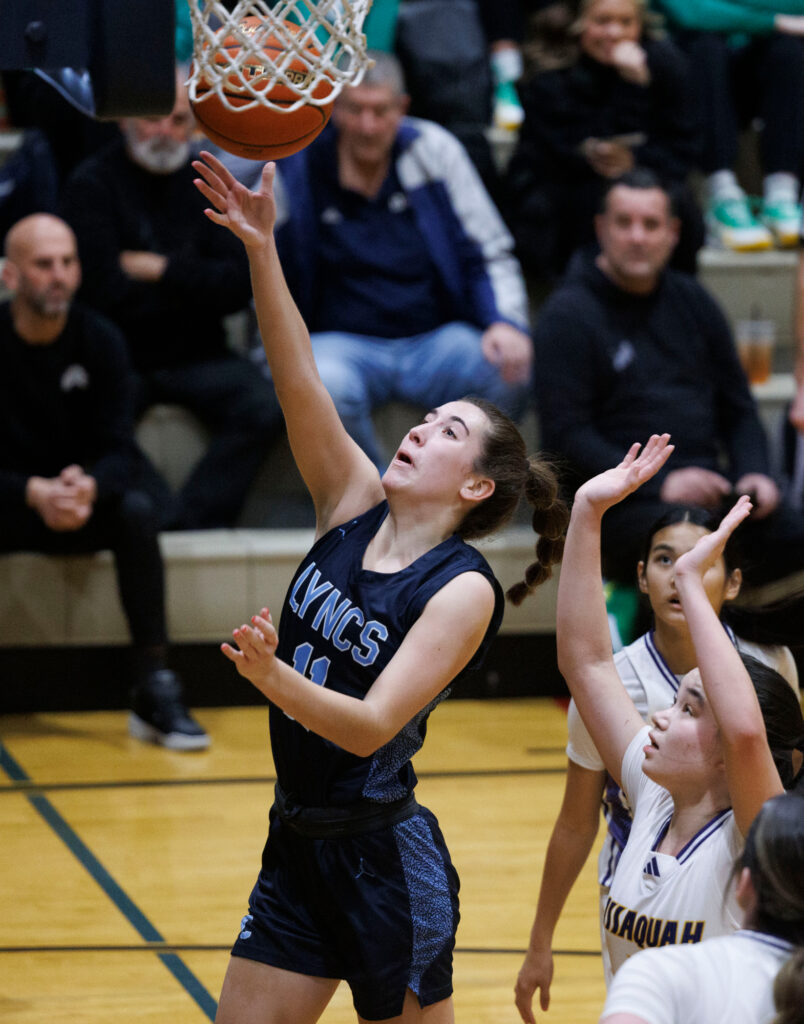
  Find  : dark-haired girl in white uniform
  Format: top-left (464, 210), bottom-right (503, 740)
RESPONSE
top-left (547, 436), bottom-right (802, 988)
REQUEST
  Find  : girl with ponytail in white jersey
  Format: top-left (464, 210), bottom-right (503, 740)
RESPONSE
top-left (516, 502), bottom-right (800, 1022)
top-left (528, 436), bottom-right (803, 1001)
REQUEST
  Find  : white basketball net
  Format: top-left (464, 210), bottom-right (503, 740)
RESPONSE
top-left (186, 0), bottom-right (373, 113)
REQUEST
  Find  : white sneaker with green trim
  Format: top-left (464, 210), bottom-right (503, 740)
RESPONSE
top-left (706, 195), bottom-right (773, 252)
top-left (760, 196), bottom-right (801, 248)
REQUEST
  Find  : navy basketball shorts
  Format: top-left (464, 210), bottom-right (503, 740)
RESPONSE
top-left (230, 804), bottom-right (460, 1020)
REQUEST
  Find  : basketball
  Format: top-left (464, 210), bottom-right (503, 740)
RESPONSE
top-left (190, 16), bottom-right (335, 161)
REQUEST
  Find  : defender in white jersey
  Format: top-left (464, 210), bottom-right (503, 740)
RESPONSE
top-left (601, 792), bottom-right (804, 1024)
top-left (516, 506), bottom-right (800, 1021)
top-left (539, 437), bottom-right (803, 1002)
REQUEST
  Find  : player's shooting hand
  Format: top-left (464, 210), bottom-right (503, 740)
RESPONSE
top-left (193, 150), bottom-right (278, 251)
top-left (221, 607), bottom-right (280, 696)
top-left (481, 322), bottom-right (533, 384)
top-left (576, 434), bottom-right (674, 516)
top-left (515, 945), bottom-right (554, 1024)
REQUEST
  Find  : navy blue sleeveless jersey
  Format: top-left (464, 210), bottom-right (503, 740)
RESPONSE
top-left (269, 501), bottom-right (505, 807)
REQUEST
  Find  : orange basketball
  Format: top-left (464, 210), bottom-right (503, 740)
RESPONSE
top-left (191, 16), bottom-right (335, 161)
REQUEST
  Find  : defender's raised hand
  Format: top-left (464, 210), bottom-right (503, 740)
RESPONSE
top-left (575, 434), bottom-right (674, 516)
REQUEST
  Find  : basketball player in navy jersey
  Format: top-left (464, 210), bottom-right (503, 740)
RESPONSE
top-left (192, 150), bottom-right (568, 1023)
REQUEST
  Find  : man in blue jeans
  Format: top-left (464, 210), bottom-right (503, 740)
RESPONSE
top-left (270, 50), bottom-right (533, 468)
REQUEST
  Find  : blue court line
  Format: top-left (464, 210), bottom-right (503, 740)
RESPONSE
top-left (0, 739), bottom-right (218, 1020)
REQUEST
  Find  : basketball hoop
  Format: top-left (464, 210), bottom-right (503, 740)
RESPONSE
top-left (186, 0), bottom-right (374, 114)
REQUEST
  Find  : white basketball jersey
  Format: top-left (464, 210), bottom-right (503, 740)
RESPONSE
top-left (602, 727), bottom-right (743, 983)
top-left (601, 930), bottom-right (794, 1024)
top-left (566, 630), bottom-right (795, 888)
top-left (567, 632), bottom-right (682, 886)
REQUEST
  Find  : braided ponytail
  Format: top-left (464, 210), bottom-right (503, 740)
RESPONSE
top-left (506, 457), bottom-right (568, 605)
top-left (455, 398), bottom-right (568, 604)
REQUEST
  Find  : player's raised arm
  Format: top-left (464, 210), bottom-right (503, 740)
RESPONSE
top-left (192, 151), bottom-right (383, 533)
top-left (557, 436), bottom-right (674, 782)
top-left (673, 497), bottom-right (785, 835)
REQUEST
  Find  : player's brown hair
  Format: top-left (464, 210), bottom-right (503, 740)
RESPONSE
top-left (742, 793), bottom-right (804, 939)
top-left (456, 397), bottom-right (568, 604)
top-left (740, 793), bottom-right (804, 1023)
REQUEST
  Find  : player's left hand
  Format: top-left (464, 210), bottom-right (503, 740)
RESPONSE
top-left (481, 322), bottom-right (533, 384)
top-left (675, 495), bottom-right (753, 583)
top-left (734, 473), bottom-right (780, 519)
top-left (221, 607), bottom-right (279, 694)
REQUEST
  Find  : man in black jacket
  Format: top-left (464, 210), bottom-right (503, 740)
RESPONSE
top-left (0, 213), bottom-right (208, 749)
top-left (534, 168), bottom-right (804, 587)
top-left (60, 69), bottom-right (281, 529)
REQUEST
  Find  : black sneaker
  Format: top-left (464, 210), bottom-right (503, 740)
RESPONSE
top-left (128, 669), bottom-right (210, 751)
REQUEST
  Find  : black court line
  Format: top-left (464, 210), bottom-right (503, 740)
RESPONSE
top-left (0, 942), bottom-right (601, 958)
top-left (0, 740), bottom-right (217, 1021)
top-left (0, 760), bottom-right (569, 796)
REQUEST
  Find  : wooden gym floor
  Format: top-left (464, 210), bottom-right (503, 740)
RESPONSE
top-left (0, 698), bottom-right (607, 1023)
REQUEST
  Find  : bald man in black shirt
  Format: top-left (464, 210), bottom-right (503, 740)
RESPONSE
top-left (0, 213), bottom-right (208, 750)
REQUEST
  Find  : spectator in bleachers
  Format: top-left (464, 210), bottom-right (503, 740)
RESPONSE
top-left (0, 127), bottom-right (60, 249)
top-left (60, 68), bottom-right (282, 530)
top-left (0, 213), bottom-right (208, 750)
top-left (477, 1), bottom-right (578, 132)
top-left (532, 168), bottom-right (804, 589)
top-left (653, 1), bottom-right (804, 252)
top-left (394, 0), bottom-right (500, 193)
top-left (515, 502), bottom-right (799, 1023)
top-left (268, 50), bottom-right (533, 470)
top-left (2, 70), bottom-right (120, 192)
top-left (505, 0), bottom-right (703, 281)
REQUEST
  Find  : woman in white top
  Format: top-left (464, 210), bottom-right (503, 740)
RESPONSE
top-left (516, 505), bottom-right (800, 1020)
top-left (546, 436), bottom-right (803, 985)
top-left (600, 790), bottom-right (804, 1024)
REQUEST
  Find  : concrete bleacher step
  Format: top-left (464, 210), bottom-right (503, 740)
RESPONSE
top-left (697, 246), bottom-right (798, 368)
top-left (0, 525), bottom-right (560, 650)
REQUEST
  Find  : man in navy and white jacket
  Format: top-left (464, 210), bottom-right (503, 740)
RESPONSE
top-left (269, 50), bottom-right (533, 468)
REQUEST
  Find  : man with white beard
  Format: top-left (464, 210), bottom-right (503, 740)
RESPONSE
top-left (60, 68), bottom-right (281, 530)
